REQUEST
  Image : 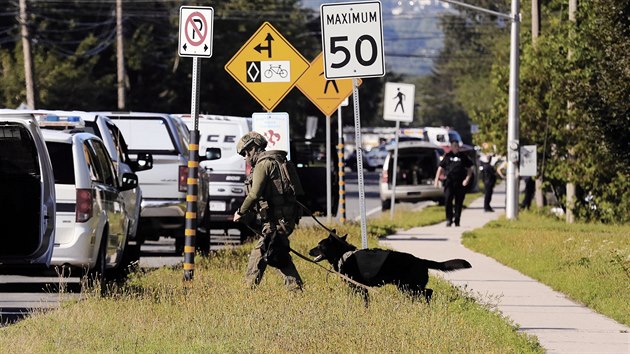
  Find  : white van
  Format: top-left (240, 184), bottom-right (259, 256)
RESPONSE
top-left (174, 114), bottom-right (251, 242)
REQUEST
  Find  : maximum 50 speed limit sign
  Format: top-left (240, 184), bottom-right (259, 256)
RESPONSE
top-left (320, 1), bottom-right (385, 79)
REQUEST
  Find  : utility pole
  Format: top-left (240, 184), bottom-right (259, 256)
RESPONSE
top-left (532, 0), bottom-right (545, 209)
top-left (565, 0), bottom-right (577, 223)
top-left (116, 0), bottom-right (126, 110)
top-left (439, 0), bottom-right (521, 220)
top-left (19, 0), bottom-right (37, 109)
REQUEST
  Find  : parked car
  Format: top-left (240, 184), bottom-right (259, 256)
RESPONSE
top-left (24, 110), bottom-right (152, 260)
top-left (379, 141), bottom-right (444, 210)
top-left (0, 112), bottom-right (56, 271)
top-left (41, 129), bottom-right (138, 286)
top-left (174, 114), bottom-right (252, 242)
top-left (98, 112), bottom-right (211, 253)
top-left (345, 148), bottom-right (377, 172)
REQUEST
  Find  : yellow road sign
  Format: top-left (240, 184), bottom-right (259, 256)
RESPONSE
top-left (297, 53), bottom-right (360, 117)
top-left (225, 22), bottom-right (310, 112)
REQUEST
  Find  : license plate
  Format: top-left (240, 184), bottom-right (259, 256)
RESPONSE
top-left (209, 201), bottom-right (226, 211)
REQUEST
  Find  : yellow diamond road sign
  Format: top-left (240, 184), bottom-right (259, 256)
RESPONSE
top-left (297, 53), bottom-right (360, 117)
top-left (225, 22), bottom-right (310, 112)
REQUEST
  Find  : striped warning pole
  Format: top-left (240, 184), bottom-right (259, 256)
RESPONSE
top-left (183, 57), bottom-right (201, 281)
top-left (337, 105), bottom-right (346, 223)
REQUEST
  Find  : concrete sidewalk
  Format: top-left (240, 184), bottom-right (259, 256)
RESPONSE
top-left (380, 184), bottom-right (630, 353)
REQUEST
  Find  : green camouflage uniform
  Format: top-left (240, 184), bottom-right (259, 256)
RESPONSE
top-left (239, 150), bottom-right (303, 290)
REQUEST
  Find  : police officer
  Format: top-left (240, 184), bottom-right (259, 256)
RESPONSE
top-left (434, 140), bottom-right (474, 226)
top-left (233, 132), bottom-right (303, 291)
top-left (480, 154), bottom-right (498, 212)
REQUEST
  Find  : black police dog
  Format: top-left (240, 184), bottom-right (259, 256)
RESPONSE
top-left (308, 232), bottom-right (472, 306)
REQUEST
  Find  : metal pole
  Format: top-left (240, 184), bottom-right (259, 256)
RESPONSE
top-left (116, 0), bottom-right (126, 110)
top-left (337, 105), bottom-right (346, 223)
top-left (506, 0), bottom-right (520, 220)
top-left (390, 120), bottom-right (400, 219)
top-left (326, 115), bottom-right (332, 223)
top-left (352, 78), bottom-right (368, 249)
top-left (184, 57), bottom-right (201, 281)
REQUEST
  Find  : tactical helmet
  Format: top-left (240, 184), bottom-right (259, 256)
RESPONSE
top-left (237, 132), bottom-right (267, 156)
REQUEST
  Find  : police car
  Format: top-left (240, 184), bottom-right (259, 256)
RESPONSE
top-left (40, 118), bottom-right (138, 283)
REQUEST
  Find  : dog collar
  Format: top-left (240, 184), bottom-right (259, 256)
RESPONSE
top-left (338, 250), bottom-right (355, 270)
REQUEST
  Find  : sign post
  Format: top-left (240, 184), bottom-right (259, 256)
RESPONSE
top-left (321, 1), bottom-right (385, 249)
top-left (178, 6), bottom-right (213, 281)
top-left (383, 82), bottom-right (415, 219)
top-left (337, 99), bottom-right (349, 223)
top-left (296, 53), bottom-right (360, 223)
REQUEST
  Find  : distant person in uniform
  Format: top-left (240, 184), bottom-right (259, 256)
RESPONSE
top-left (434, 141), bottom-right (474, 226)
top-left (233, 132), bottom-right (303, 291)
top-left (480, 154), bottom-right (498, 212)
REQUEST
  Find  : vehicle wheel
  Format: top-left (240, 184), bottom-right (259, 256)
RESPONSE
top-left (381, 199), bottom-right (391, 211)
top-left (175, 236), bottom-right (185, 255)
top-left (88, 226), bottom-right (108, 297)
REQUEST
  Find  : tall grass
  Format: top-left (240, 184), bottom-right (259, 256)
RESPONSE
top-left (0, 225), bottom-right (542, 353)
top-left (462, 212), bottom-right (630, 326)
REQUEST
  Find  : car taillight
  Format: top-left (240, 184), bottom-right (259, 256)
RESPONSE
top-left (381, 170), bottom-right (388, 184)
top-left (76, 189), bottom-right (93, 223)
top-left (179, 165), bottom-right (188, 192)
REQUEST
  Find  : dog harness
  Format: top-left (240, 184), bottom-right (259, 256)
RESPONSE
top-left (338, 249), bottom-right (391, 282)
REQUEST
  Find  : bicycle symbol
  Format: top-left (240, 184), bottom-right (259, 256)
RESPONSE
top-left (264, 64), bottom-right (288, 79)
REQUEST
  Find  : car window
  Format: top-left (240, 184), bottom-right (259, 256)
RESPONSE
top-left (88, 139), bottom-right (117, 187)
top-left (46, 141), bottom-right (75, 184)
top-left (106, 121), bottom-right (128, 164)
top-left (0, 124), bottom-right (40, 176)
top-left (110, 117), bottom-right (178, 155)
top-left (171, 116), bottom-right (189, 156)
top-left (436, 134), bottom-right (446, 143)
top-left (83, 121), bottom-right (100, 138)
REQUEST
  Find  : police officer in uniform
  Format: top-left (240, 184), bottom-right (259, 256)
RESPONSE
top-left (233, 132), bottom-right (303, 291)
top-left (434, 140), bottom-right (474, 226)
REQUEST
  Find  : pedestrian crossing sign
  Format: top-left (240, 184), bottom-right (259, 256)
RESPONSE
top-left (383, 82), bottom-right (415, 122)
top-left (296, 53), bottom-right (360, 117)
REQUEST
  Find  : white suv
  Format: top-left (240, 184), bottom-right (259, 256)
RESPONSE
top-left (28, 110), bottom-right (152, 252)
top-left (98, 112), bottom-right (210, 253)
top-left (0, 113), bottom-right (56, 271)
top-left (42, 129), bottom-right (138, 283)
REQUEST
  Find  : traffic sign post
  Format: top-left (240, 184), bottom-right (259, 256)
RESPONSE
top-left (321, 1), bottom-right (385, 249)
top-left (178, 6), bottom-right (214, 281)
top-left (225, 22), bottom-right (310, 112)
top-left (383, 82), bottom-right (415, 219)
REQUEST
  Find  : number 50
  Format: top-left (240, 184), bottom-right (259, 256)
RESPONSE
top-left (329, 35), bottom-right (378, 69)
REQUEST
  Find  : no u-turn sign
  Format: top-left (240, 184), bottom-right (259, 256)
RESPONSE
top-left (178, 6), bottom-right (214, 58)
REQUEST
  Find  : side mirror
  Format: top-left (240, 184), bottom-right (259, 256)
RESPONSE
top-left (120, 172), bottom-right (139, 192)
top-left (199, 147), bottom-right (221, 162)
top-left (132, 152), bottom-right (153, 172)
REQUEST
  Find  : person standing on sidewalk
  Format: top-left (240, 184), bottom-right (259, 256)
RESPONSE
top-left (434, 141), bottom-right (474, 226)
top-left (480, 154), bottom-right (498, 212)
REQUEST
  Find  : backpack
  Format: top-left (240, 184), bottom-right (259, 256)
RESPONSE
top-left (259, 150), bottom-right (304, 198)
top-left (257, 150), bottom-right (304, 222)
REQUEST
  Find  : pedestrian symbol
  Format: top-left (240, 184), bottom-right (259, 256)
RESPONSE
top-left (394, 88), bottom-right (406, 113)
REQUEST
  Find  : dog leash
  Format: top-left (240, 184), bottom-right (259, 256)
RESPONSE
top-left (296, 200), bottom-right (347, 242)
top-left (240, 222), bottom-right (374, 292)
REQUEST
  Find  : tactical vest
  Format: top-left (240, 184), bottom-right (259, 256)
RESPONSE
top-left (247, 150), bottom-right (304, 221)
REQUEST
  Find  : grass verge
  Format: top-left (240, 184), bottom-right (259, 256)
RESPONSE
top-left (0, 224), bottom-right (541, 353)
top-left (462, 211), bottom-right (630, 327)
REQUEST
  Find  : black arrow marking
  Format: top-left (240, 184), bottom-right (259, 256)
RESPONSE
top-left (204, 44), bottom-right (208, 52)
top-left (254, 33), bottom-right (274, 58)
top-left (183, 43), bottom-right (187, 51)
